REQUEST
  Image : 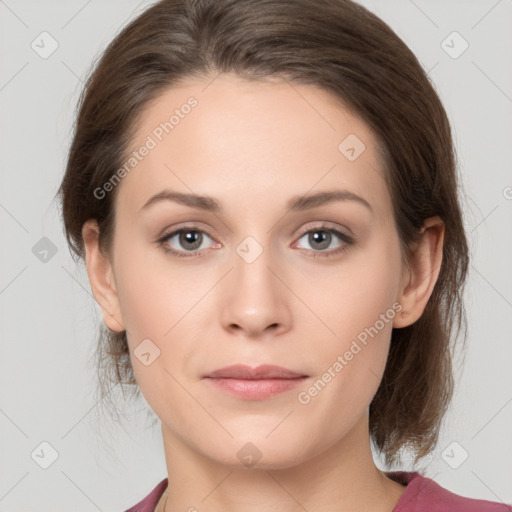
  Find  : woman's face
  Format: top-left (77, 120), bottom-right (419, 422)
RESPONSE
top-left (94, 73), bottom-right (411, 468)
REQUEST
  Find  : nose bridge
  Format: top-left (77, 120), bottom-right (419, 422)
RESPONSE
top-left (233, 233), bottom-right (278, 301)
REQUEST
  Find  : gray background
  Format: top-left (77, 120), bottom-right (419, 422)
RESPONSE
top-left (0, 0), bottom-right (511, 510)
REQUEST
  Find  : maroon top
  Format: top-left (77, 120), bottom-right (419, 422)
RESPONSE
top-left (124, 471), bottom-right (512, 511)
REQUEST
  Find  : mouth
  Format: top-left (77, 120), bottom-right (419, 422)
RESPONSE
top-left (204, 364), bottom-right (307, 380)
top-left (202, 364), bottom-right (309, 400)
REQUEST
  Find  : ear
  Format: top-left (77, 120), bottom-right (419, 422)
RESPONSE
top-left (393, 216), bottom-right (445, 328)
top-left (82, 219), bottom-right (125, 332)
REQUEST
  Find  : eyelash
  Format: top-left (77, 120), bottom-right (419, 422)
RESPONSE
top-left (156, 224), bottom-right (355, 259)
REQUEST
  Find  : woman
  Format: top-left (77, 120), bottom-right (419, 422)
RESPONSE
top-left (57, 0), bottom-right (511, 510)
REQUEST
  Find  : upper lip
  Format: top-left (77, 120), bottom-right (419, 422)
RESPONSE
top-left (204, 364), bottom-right (307, 380)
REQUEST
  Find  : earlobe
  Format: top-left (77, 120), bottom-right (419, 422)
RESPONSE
top-left (393, 216), bottom-right (445, 329)
top-left (82, 219), bottom-right (125, 332)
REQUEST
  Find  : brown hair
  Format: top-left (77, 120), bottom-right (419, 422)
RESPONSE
top-left (56, 0), bottom-right (469, 467)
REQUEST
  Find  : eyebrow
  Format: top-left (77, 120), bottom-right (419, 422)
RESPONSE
top-left (139, 189), bottom-right (373, 214)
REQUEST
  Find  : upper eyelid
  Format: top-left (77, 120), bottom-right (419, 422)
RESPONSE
top-left (296, 222), bottom-right (351, 237)
top-left (160, 223), bottom-right (353, 247)
top-left (161, 221), bottom-right (350, 236)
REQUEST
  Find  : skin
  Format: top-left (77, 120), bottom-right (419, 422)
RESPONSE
top-left (82, 72), bottom-right (444, 512)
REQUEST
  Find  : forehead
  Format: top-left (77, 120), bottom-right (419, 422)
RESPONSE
top-left (116, 73), bottom-right (390, 219)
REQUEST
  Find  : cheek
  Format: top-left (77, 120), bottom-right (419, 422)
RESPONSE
top-left (112, 234), bottom-right (202, 337)
top-left (296, 236), bottom-right (401, 346)
top-left (296, 235), bottom-right (401, 402)
top-left (111, 241), bottom-right (210, 392)
top-left (296, 293), bottom-right (397, 438)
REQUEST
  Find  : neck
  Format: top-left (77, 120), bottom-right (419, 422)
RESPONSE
top-left (158, 413), bottom-right (406, 512)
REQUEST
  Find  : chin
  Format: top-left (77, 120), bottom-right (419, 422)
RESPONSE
top-left (199, 434), bottom-right (314, 472)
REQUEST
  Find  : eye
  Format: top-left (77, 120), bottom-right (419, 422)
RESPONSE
top-left (156, 224), bottom-right (354, 259)
top-left (293, 225), bottom-right (354, 258)
top-left (157, 226), bottom-right (218, 258)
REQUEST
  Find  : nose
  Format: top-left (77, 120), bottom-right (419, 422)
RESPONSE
top-left (220, 242), bottom-right (292, 339)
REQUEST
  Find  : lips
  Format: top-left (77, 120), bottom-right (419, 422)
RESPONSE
top-left (204, 364), bottom-right (307, 380)
top-left (203, 364), bottom-right (309, 400)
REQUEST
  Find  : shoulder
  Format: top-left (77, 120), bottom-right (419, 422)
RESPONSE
top-left (387, 471), bottom-right (512, 512)
top-left (123, 478), bottom-right (168, 512)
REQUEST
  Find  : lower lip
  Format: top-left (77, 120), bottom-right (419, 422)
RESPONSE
top-left (204, 377), bottom-right (308, 400)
